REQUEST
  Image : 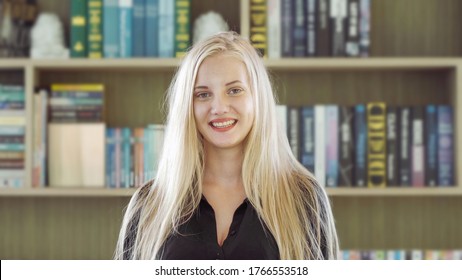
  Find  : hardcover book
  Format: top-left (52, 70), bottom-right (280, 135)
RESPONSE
top-left (367, 102), bottom-right (386, 187)
top-left (250, 0), bottom-right (268, 57)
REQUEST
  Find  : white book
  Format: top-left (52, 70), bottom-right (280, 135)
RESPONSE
top-left (275, 104), bottom-right (288, 137)
top-left (48, 123), bottom-right (106, 187)
top-left (315, 105), bottom-right (326, 187)
top-left (267, 0), bottom-right (281, 59)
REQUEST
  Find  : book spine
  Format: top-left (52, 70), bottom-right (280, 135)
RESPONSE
top-left (105, 128), bottom-right (114, 188)
top-left (330, 0), bottom-right (347, 56)
top-left (338, 106), bottom-right (354, 186)
top-left (145, 0), bottom-right (159, 57)
top-left (437, 105), bottom-right (454, 186)
top-left (292, 0), bottom-right (306, 57)
top-left (354, 104), bottom-right (367, 187)
top-left (132, 0), bottom-right (146, 57)
top-left (119, 0), bottom-right (133, 57)
top-left (281, 0), bottom-right (293, 57)
top-left (103, 0), bottom-right (120, 57)
top-left (345, 0), bottom-right (360, 56)
top-left (174, 0), bottom-right (190, 58)
top-left (386, 106), bottom-right (399, 186)
top-left (87, 0), bottom-right (103, 58)
top-left (411, 106), bottom-right (425, 187)
top-left (122, 127), bottom-right (131, 188)
top-left (275, 105), bottom-right (288, 137)
top-left (288, 107), bottom-right (300, 160)
top-left (316, 0), bottom-right (330, 56)
top-left (399, 107), bottom-right (411, 186)
top-left (367, 102), bottom-right (387, 188)
top-left (158, 0), bottom-right (175, 57)
top-left (267, 0), bottom-right (281, 58)
top-left (144, 127), bottom-right (153, 181)
top-left (306, 0), bottom-right (317, 56)
top-left (250, 0), bottom-right (267, 57)
top-left (314, 105), bottom-right (326, 187)
top-left (114, 128), bottom-right (122, 187)
top-left (359, 0), bottom-right (370, 57)
top-left (71, 0), bottom-right (87, 57)
top-left (325, 105), bottom-right (339, 187)
top-left (300, 106), bottom-right (315, 174)
top-left (425, 105), bottom-right (437, 186)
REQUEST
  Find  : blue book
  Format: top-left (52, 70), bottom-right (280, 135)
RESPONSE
top-left (425, 105), bottom-right (437, 186)
top-left (119, 0), bottom-right (133, 57)
top-left (103, 0), bottom-right (120, 57)
top-left (132, 0), bottom-right (146, 57)
top-left (122, 127), bottom-right (132, 188)
top-left (145, 0), bottom-right (159, 57)
top-left (281, 0), bottom-right (294, 57)
top-left (300, 106), bottom-right (315, 173)
top-left (105, 128), bottom-right (115, 188)
top-left (437, 105), bottom-right (454, 186)
top-left (399, 107), bottom-right (411, 186)
top-left (158, 0), bottom-right (175, 57)
top-left (354, 104), bottom-right (367, 187)
top-left (292, 0), bottom-right (306, 57)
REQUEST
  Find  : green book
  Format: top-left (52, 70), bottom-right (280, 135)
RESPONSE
top-left (70, 0), bottom-right (87, 58)
top-left (87, 0), bottom-right (103, 58)
top-left (174, 0), bottom-right (190, 58)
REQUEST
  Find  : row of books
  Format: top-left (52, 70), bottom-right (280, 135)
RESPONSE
top-left (106, 125), bottom-right (165, 188)
top-left (276, 103), bottom-right (454, 188)
top-left (49, 84), bottom-right (105, 123)
top-left (0, 83), bottom-right (25, 188)
top-left (339, 249), bottom-right (462, 260)
top-left (71, 0), bottom-right (190, 58)
top-left (252, 0), bottom-right (370, 58)
top-left (33, 84), bottom-right (106, 188)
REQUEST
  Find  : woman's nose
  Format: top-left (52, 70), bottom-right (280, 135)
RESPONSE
top-left (211, 95), bottom-right (230, 115)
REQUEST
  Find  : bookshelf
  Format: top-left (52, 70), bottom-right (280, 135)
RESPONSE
top-left (0, 0), bottom-right (461, 259)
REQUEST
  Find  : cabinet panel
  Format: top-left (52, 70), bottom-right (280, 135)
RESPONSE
top-left (332, 196), bottom-right (462, 249)
top-left (273, 69), bottom-right (454, 106)
top-left (0, 197), bottom-right (128, 259)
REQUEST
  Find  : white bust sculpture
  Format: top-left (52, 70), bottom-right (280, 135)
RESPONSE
top-left (30, 13), bottom-right (69, 59)
top-left (193, 11), bottom-right (230, 44)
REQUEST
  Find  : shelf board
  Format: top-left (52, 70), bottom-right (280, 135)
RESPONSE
top-left (1, 187), bottom-right (461, 197)
top-left (327, 187), bottom-right (462, 197)
top-left (264, 57), bottom-right (460, 70)
top-left (31, 58), bottom-right (181, 70)
top-left (0, 188), bottom-right (136, 197)
top-left (2, 58), bottom-right (461, 71)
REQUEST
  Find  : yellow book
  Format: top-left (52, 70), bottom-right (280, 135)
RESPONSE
top-left (367, 102), bottom-right (387, 187)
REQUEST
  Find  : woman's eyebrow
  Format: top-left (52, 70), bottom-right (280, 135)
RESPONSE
top-left (225, 80), bottom-right (242, 86)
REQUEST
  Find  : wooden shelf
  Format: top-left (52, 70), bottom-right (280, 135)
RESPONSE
top-left (1, 187), bottom-right (461, 197)
top-left (0, 188), bottom-right (136, 197)
top-left (327, 187), bottom-right (462, 197)
top-left (2, 58), bottom-right (461, 71)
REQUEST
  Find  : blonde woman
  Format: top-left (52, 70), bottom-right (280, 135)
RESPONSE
top-left (115, 32), bottom-right (339, 260)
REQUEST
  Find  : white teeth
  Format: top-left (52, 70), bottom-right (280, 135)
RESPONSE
top-left (211, 120), bottom-right (236, 128)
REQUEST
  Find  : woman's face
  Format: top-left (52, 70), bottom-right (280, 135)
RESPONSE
top-left (193, 53), bottom-right (254, 151)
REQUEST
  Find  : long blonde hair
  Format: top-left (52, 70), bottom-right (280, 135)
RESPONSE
top-left (115, 31), bottom-right (338, 260)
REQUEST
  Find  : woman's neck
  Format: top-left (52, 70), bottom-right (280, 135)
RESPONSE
top-left (203, 146), bottom-right (244, 189)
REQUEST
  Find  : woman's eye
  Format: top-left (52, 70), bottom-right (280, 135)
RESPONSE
top-left (196, 92), bottom-right (211, 99)
top-left (229, 88), bottom-right (243, 95)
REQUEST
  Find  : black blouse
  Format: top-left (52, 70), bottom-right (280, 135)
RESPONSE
top-left (124, 197), bottom-right (280, 260)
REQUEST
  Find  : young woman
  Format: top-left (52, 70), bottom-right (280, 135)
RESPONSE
top-left (115, 31), bottom-right (339, 260)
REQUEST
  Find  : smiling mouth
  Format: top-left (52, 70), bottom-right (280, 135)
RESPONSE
top-left (209, 119), bottom-right (237, 128)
